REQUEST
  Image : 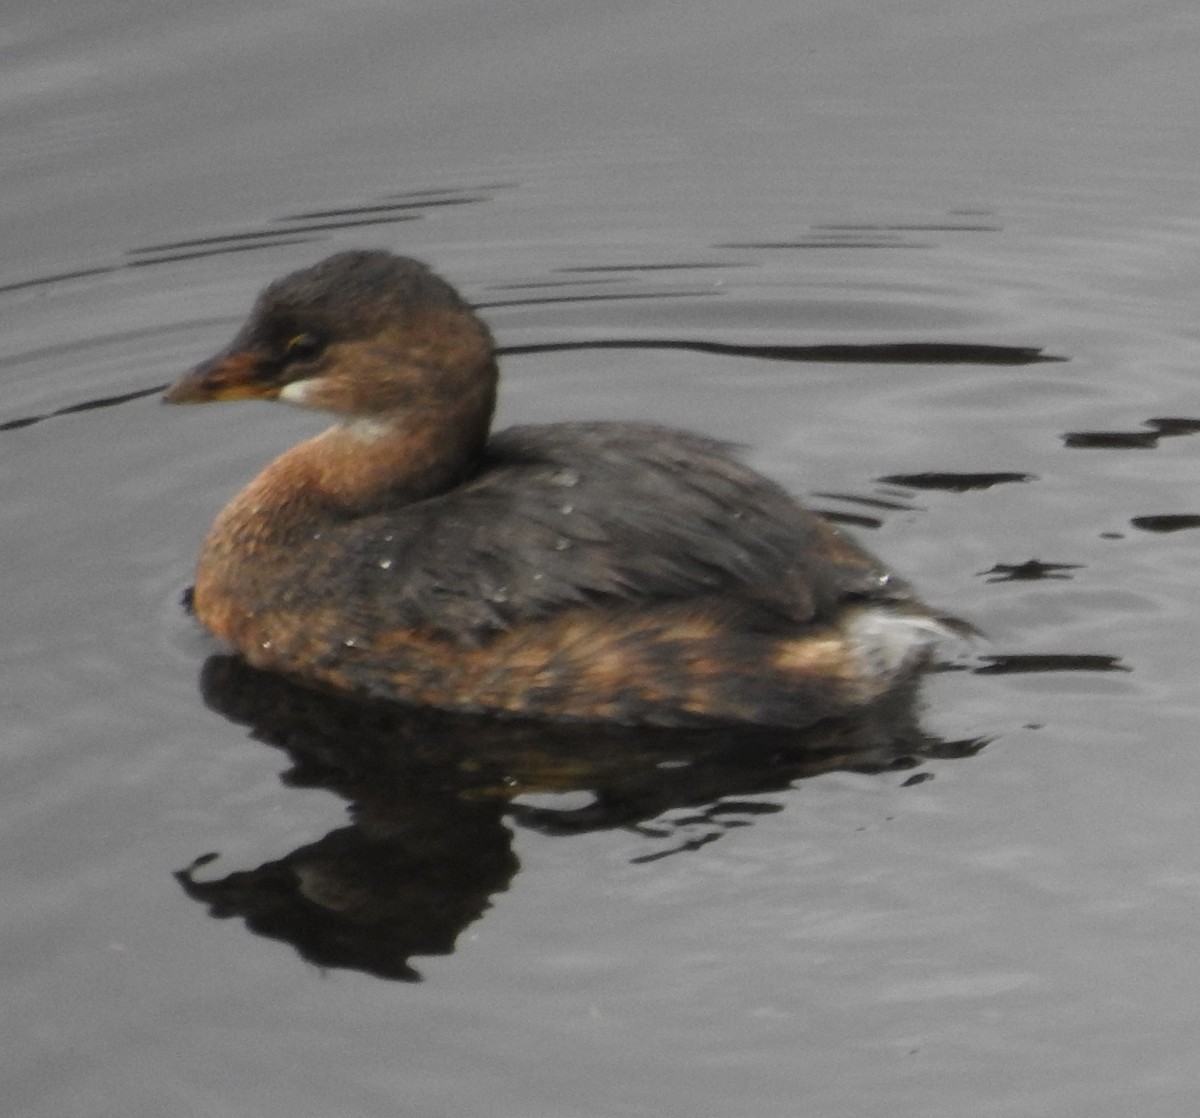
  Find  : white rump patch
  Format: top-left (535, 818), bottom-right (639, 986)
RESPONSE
top-left (846, 606), bottom-right (956, 679)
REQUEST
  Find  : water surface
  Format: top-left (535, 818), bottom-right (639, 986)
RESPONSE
top-left (6, 2), bottom-right (1200, 1115)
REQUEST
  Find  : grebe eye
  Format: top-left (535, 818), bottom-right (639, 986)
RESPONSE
top-left (283, 333), bottom-right (322, 361)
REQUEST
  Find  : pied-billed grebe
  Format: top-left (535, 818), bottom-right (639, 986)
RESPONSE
top-left (165, 250), bottom-right (957, 728)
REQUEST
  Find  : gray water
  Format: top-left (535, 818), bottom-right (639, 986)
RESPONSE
top-left (6, 2), bottom-right (1200, 1115)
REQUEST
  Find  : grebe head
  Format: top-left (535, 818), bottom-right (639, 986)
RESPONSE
top-left (163, 250), bottom-right (497, 420)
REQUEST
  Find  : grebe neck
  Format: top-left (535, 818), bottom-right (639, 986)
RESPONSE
top-left (315, 382), bottom-right (495, 515)
top-left (233, 380), bottom-right (496, 538)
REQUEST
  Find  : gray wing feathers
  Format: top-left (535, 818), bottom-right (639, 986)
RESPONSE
top-left (337, 423), bottom-right (897, 638)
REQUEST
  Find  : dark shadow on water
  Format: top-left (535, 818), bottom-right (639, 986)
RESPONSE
top-left (970, 653), bottom-right (1130, 674)
top-left (124, 237), bottom-right (324, 268)
top-left (810, 223), bottom-right (1004, 233)
top-left (1129, 514), bottom-right (1200, 534)
top-left (877, 471), bottom-right (1036, 492)
top-left (978, 560), bottom-right (1083, 583)
top-left (812, 491), bottom-right (922, 513)
top-left (716, 239), bottom-right (936, 250)
top-left (554, 261), bottom-right (747, 274)
top-left (818, 510), bottom-right (885, 530)
top-left (715, 209), bottom-right (1003, 251)
top-left (0, 385), bottom-right (164, 432)
top-left (272, 197), bottom-right (491, 222)
top-left (176, 655), bottom-right (986, 982)
top-left (1063, 417), bottom-right (1200, 450)
top-left (500, 339), bottom-right (1064, 366)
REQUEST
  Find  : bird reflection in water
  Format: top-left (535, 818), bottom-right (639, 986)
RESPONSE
top-left (176, 654), bottom-right (984, 981)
